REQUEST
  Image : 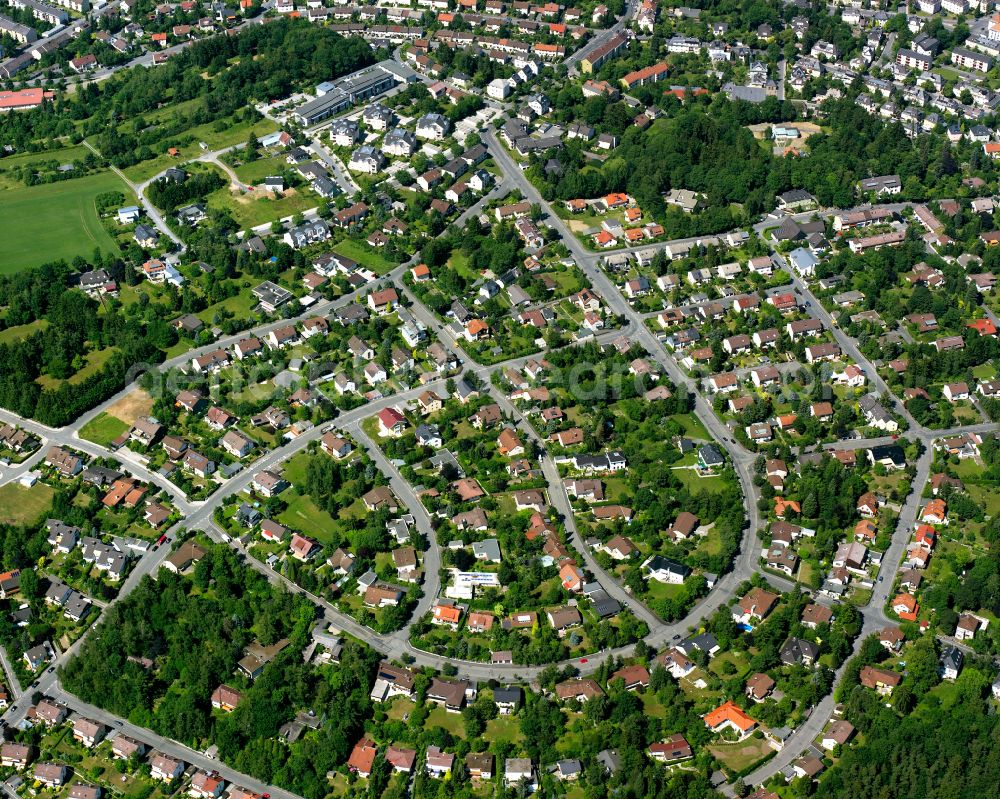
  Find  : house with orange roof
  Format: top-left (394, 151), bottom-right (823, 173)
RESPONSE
top-left (854, 519), bottom-right (877, 542)
top-left (913, 524), bottom-right (936, 549)
top-left (102, 478), bottom-right (136, 508)
top-left (601, 192), bottom-right (630, 210)
top-left (703, 701), bottom-right (757, 739)
top-left (921, 498), bottom-right (948, 525)
top-left (624, 207), bottom-right (642, 223)
top-left (775, 413), bottom-right (797, 430)
top-left (594, 230), bottom-right (616, 248)
top-left (968, 318), bottom-right (998, 336)
top-left (411, 263), bottom-right (431, 281)
top-left (465, 319), bottom-right (490, 341)
top-left (432, 599), bottom-right (464, 629)
top-left (348, 737), bottom-right (378, 777)
top-left (892, 593), bottom-right (919, 621)
top-left (774, 498), bottom-right (800, 518)
top-left (559, 561), bottom-right (585, 592)
top-left (123, 486), bottom-right (147, 508)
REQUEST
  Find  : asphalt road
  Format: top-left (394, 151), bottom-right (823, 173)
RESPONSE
top-left (0, 643), bottom-right (22, 698)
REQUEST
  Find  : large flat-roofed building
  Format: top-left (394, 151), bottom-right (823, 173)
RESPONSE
top-left (293, 61), bottom-right (416, 126)
top-left (0, 87), bottom-right (52, 112)
top-left (52, 0), bottom-right (88, 11)
top-left (0, 15), bottom-right (38, 43)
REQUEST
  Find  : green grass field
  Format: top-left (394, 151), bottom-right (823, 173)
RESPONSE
top-left (0, 319), bottom-right (49, 345)
top-left (206, 183), bottom-right (318, 230)
top-left (196, 289), bottom-right (259, 323)
top-left (709, 738), bottom-right (774, 775)
top-left (670, 414), bottom-right (711, 440)
top-left (233, 154), bottom-right (288, 185)
top-left (0, 482), bottom-right (55, 526)
top-left (483, 714), bottom-right (523, 744)
top-left (2, 171), bottom-right (132, 273)
top-left (672, 467), bottom-right (729, 493)
top-left (0, 145), bottom-right (94, 189)
top-left (79, 411), bottom-right (130, 447)
top-left (332, 238), bottom-right (397, 275)
top-left (119, 117), bottom-right (279, 183)
top-left (36, 346), bottom-right (116, 389)
top-left (278, 493), bottom-right (339, 543)
top-left (425, 705), bottom-right (466, 738)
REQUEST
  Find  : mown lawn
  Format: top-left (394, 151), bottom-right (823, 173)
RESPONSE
top-left (425, 705), bottom-right (466, 739)
top-left (196, 289), bottom-right (260, 323)
top-left (278, 492), bottom-right (339, 543)
top-left (333, 238), bottom-right (397, 275)
top-left (206, 184), bottom-right (319, 230)
top-left (79, 411), bottom-right (130, 447)
top-left (2, 171), bottom-right (132, 273)
top-left (670, 414), bottom-right (711, 440)
top-left (282, 451), bottom-right (313, 485)
top-left (672, 467), bottom-right (729, 494)
top-left (483, 713), bottom-right (524, 744)
top-left (232, 154), bottom-right (289, 185)
top-left (0, 482), bottom-right (56, 526)
top-left (709, 737), bottom-right (774, 775)
top-left (386, 696), bottom-right (415, 720)
top-left (0, 319), bottom-right (49, 345)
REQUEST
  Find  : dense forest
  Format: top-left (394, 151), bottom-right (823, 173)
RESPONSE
top-left (823, 633), bottom-right (999, 799)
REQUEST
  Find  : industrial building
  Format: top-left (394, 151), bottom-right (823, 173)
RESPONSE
top-left (292, 60), bottom-right (416, 126)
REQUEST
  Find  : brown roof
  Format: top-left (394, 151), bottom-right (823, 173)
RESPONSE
top-left (738, 587), bottom-right (779, 618)
top-left (801, 603), bottom-right (833, 626)
top-left (555, 678), bottom-right (603, 701)
top-left (611, 663), bottom-right (649, 687)
top-left (823, 720), bottom-right (855, 745)
top-left (745, 672), bottom-right (775, 699)
top-left (385, 745), bottom-right (416, 772)
top-left (428, 677), bottom-right (468, 708)
top-left (859, 665), bottom-right (901, 690)
top-left (671, 511), bottom-right (698, 536)
top-left (547, 606), bottom-right (581, 629)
